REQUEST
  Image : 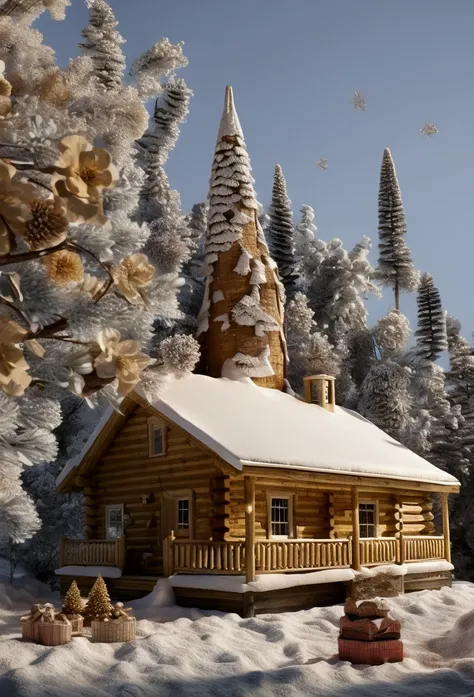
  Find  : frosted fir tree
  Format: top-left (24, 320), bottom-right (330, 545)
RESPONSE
top-left (293, 205), bottom-right (325, 291)
top-left (84, 575), bottom-right (112, 620)
top-left (267, 164), bottom-right (300, 299)
top-left (179, 202), bottom-right (208, 330)
top-left (0, 3), bottom-right (198, 547)
top-left (373, 310), bottom-right (411, 359)
top-left (79, 0), bottom-right (126, 92)
top-left (446, 315), bottom-right (474, 433)
top-left (284, 292), bottom-right (341, 392)
top-left (375, 148), bottom-right (419, 310)
top-left (358, 360), bottom-right (413, 441)
top-left (306, 236), bottom-right (378, 347)
top-left (138, 78), bottom-right (194, 276)
top-left (415, 273), bottom-right (448, 361)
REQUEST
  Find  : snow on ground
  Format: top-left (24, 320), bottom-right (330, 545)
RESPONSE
top-left (3, 579), bottom-right (474, 696)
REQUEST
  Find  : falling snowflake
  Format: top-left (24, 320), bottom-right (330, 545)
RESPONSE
top-left (420, 123), bottom-right (439, 137)
top-left (352, 91), bottom-right (367, 111)
top-left (316, 158), bottom-right (328, 171)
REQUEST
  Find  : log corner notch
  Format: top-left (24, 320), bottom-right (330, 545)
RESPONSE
top-left (244, 476), bottom-right (256, 583)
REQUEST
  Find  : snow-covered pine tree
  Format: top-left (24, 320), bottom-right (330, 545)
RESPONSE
top-left (306, 236), bottom-right (378, 348)
top-left (0, 3), bottom-right (198, 550)
top-left (415, 273), bottom-right (448, 361)
top-left (138, 78), bottom-right (194, 276)
top-left (375, 148), bottom-right (419, 310)
top-left (446, 316), bottom-right (474, 441)
top-left (80, 0), bottom-right (126, 92)
top-left (293, 205), bottom-right (325, 292)
top-left (284, 292), bottom-right (341, 392)
top-left (179, 202), bottom-right (208, 331)
top-left (267, 164), bottom-right (299, 299)
top-left (358, 360), bottom-right (413, 441)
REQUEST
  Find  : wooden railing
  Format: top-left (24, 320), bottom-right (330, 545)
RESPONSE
top-left (165, 539), bottom-right (246, 575)
top-left (60, 536), bottom-right (126, 568)
top-left (165, 534), bottom-right (449, 576)
top-left (403, 535), bottom-right (444, 562)
top-left (255, 539), bottom-right (351, 572)
top-left (359, 537), bottom-right (398, 566)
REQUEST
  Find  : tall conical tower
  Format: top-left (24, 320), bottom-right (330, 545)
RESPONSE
top-left (197, 86), bottom-right (286, 390)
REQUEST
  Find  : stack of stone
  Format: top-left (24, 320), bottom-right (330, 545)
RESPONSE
top-left (338, 598), bottom-right (403, 665)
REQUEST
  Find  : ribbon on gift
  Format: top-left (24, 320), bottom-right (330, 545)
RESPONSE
top-left (21, 603), bottom-right (56, 624)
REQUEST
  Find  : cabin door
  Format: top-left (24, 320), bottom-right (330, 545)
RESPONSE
top-left (161, 491), bottom-right (193, 541)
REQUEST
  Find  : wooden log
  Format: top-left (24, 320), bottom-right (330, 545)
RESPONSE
top-left (351, 487), bottom-right (360, 571)
top-left (244, 476), bottom-right (256, 583)
top-left (442, 493), bottom-right (451, 562)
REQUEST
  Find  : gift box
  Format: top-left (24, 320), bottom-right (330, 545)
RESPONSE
top-left (20, 604), bottom-right (72, 645)
top-left (91, 603), bottom-right (136, 643)
top-left (339, 615), bottom-right (401, 641)
top-left (338, 637), bottom-right (404, 665)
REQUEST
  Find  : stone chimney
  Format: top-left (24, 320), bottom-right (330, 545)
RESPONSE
top-left (303, 375), bottom-right (336, 412)
top-left (196, 86), bottom-right (286, 389)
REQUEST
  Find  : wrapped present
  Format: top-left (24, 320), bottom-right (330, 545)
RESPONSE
top-left (36, 613), bottom-right (72, 646)
top-left (339, 615), bottom-right (401, 642)
top-left (338, 637), bottom-right (403, 665)
top-left (21, 604), bottom-right (72, 645)
top-left (91, 603), bottom-right (136, 643)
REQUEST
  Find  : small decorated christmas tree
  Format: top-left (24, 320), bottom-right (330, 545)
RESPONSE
top-left (84, 576), bottom-right (113, 621)
top-left (62, 581), bottom-right (84, 617)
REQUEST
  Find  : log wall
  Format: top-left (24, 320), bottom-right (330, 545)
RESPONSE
top-left (86, 405), bottom-right (222, 575)
top-left (228, 478), bottom-right (329, 539)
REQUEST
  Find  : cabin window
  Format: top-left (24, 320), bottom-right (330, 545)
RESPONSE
top-left (147, 416), bottom-right (166, 457)
top-left (105, 504), bottom-right (124, 539)
top-left (359, 502), bottom-right (377, 538)
top-left (177, 499), bottom-right (190, 531)
top-left (269, 496), bottom-right (293, 538)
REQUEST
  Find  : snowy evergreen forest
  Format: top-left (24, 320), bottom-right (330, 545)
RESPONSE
top-left (1, 0), bottom-right (473, 586)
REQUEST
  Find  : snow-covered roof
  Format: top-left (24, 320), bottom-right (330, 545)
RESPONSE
top-left (138, 374), bottom-right (458, 487)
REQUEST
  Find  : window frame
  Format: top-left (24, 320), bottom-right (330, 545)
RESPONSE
top-left (147, 415), bottom-right (167, 458)
top-left (358, 500), bottom-right (379, 539)
top-left (266, 491), bottom-right (295, 540)
top-left (162, 490), bottom-right (194, 539)
top-left (105, 503), bottom-right (124, 540)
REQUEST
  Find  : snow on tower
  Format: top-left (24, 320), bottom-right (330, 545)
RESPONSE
top-left (197, 86), bottom-right (286, 389)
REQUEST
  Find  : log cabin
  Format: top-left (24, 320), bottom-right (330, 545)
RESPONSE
top-left (55, 86), bottom-right (460, 616)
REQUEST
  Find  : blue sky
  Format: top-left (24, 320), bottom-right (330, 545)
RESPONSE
top-left (38, 0), bottom-right (474, 341)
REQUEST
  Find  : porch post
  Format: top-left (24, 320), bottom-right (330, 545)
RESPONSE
top-left (351, 487), bottom-right (361, 571)
top-left (244, 476), bottom-right (256, 583)
top-left (441, 492), bottom-right (451, 562)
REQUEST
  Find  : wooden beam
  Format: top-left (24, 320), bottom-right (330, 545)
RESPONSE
top-left (351, 487), bottom-right (360, 571)
top-left (441, 493), bottom-right (451, 562)
top-left (244, 476), bottom-right (256, 583)
top-left (242, 465), bottom-right (460, 495)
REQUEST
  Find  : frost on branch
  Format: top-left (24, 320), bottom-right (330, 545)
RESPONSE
top-left (358, 360), bottom-right (413, 441)
top-left (374, 310), bottom-right (411, 358)
top-left (80, 0), bottom-right (126, 92)
top-left (130, 38), bottom-right (188, 100)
